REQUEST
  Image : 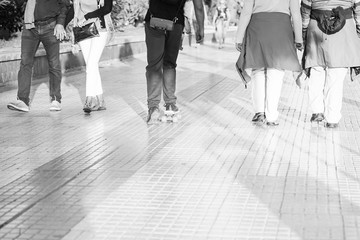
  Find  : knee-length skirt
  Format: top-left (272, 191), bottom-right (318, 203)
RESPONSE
top-left (236, 12), bottom-right (301, 86)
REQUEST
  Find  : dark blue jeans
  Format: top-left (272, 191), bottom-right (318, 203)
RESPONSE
top-left (17, 20), bottom-right (61, 106)
top-left (145, 22), bottom-right (183, 108)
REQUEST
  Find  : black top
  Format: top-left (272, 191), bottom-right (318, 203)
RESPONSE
top-left (15, 0), bottom-right (70, 25)
top-left (84, 0), bottom-right (112, 20)
top-left (145, 0), bottom-right (186, 26)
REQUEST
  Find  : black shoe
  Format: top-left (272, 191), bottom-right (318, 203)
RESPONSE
top-left (252, 112), bottom-right (266, 123)
top-left (325, 122), bottom-right (338, 128)
top-left (266, 121), bottom-right (279, 126)
top-left (310, 113), bottom-right (324, 122)
top-left (146, 106), bottom-right (160, 124)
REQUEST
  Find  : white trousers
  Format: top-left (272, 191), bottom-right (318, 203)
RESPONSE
top-left (79, 31), bottom-right (108, 96)
top-left (251, 68), bottom-right (285, 122)
top-left (308, 67), bottom-right (347, 123)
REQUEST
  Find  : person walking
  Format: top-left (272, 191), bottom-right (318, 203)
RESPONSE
top-left (7, 0), bottom-right (71, 112)
top-left (235, 0), bottom-right (303, 126)
top-left (144, 0), bottom-right (205, 124)
top-left (213, 0), bottom-right (230, 49)
top-left (70, 0), bottom-right (113, 113)
top-left (181, 0), bottom-right (195, 49)
top-left (300, 0), bottom-right (360, 128)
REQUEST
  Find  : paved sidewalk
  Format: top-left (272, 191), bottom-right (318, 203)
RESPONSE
top-left (1, 39), bottom-right (360, 240)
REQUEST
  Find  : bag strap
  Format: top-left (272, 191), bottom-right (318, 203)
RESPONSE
top-left (173, 0), bottom-right (186, 22)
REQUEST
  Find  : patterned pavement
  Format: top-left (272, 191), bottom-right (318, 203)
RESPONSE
top-left (0, 40), bottom-right (360, 240)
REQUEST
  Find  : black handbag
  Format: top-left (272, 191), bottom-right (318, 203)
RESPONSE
top-left (73, 22), bottom-right (99, 44)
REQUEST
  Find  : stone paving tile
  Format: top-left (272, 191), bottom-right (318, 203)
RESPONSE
top-left (0, 39), bottom-right (360, 240)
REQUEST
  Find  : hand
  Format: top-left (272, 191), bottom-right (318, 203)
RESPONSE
top-left (54, 24), bottom-right (66, 41)
top-left (294, 71), bottom-right (306, 89)
top-left (196, 33), bottom-right (204, 44)
top-left (295, 42), bottom-right (304, 51)
top-left (76, 18), bottom-right (87, 27)
top-left (235, 43), bottom-right (242, 52)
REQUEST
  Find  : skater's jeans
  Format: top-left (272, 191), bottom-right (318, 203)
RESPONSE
top-left (17, 20), bottom-right (62, 106)
top-left (145, 22), bottom-right (183, 108)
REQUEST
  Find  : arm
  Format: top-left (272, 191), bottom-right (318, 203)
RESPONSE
top-left (213, 9), bottom-right (218, 26)
top-left (289, 0), bottom-right (302, 44)
top-left (84, 0), bottom-right (112, 20)
top-left (56, 0), bottom-right (71, 26)
top-left (235, 0), bottom-right (254, 44)
top-left (353, 0), bottom-right (360, 37)
top-left (54, 0), bottom-right (71, 41)
top-left (193, 0), bottom-right (205, 43)
top-left (300, 0), bottom-right (311, 41)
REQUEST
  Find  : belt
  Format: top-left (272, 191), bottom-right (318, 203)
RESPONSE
top-left (34, 17), bottom-right (57, 26)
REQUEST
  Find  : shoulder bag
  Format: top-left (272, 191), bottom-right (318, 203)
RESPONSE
top-left (73, 22), bottom-right (99, 44)
top-left (72, 0), bottom-right (103, 44)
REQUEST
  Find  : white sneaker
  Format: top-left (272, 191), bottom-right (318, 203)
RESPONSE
top-left (50, 100), bottom-right (61, 111)
top-left (7, 99), bottom-right (29, 112)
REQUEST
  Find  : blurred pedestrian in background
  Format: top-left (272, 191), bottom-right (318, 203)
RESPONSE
top-left (213, 0), bottom-right (230, 49)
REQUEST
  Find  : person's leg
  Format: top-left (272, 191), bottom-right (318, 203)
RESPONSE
top-left (79, 31), bottom-right (108, 97)
top-left (324, 67), bottom-right (348, 125)
top-left (308, 66), bottom-right (326, 119)
top-left (78, 31), bottom-right (108, 112)
top-left (78, 36), bottom-right (92, 110)
top-left (265, 68), bottom-right (285, 123)
top-left (40, 21), bottom-right (62, 104)
top-left (188, 17), bottom-right (193, 47)
top-left (184, 16), bottom-right (192, 47)
top-left (251, 69), bottom-right (266, 115)
top-left (215, 19), bottom-right (223, 49)
top-left (163, 24), bottom-right (183, 109)
top-left (17, 29), bottom-right (40, 106)
top-left (220, 20), bottom-right (226, 48)
top-left (145, 23), bottom-right (166, 109)
top-left (192, 18), bottom-right (200, 47)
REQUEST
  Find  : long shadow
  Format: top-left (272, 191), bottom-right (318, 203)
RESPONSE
top-left (343, 97), bottom-right (360, 108)
top-left (199, 112), bottom-right (360, 238)
top-left (0, 110), bottom-right (151, 236)
top-left (174, 51), bottom-right (360, 237)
